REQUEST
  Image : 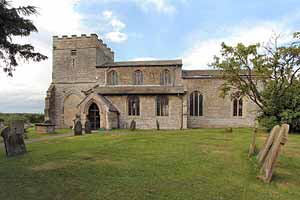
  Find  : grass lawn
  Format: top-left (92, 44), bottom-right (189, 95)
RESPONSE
top-left (0, 128), bottom-right (299, 200)
top-left (25, 127), bottom-right (72, 139)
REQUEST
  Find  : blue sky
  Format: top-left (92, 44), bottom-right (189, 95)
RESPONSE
top-left (0, 0), bottom-right (300, 113)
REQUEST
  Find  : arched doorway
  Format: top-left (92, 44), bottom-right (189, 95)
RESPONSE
top-left (88, 103), bottom-right (100, 130)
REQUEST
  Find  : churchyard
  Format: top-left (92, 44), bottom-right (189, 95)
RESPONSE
top-left (0, 128), bottom-right (299, 200)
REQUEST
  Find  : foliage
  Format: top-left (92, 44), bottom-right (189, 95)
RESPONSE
top-left (0, 113), bottom-right (44, 125)
top-left (0, 129), bottom-right (300, 199)
top-left (212, 33), bottom-right (300, 132)
top-left (0, 0), bottom-right (47, 76)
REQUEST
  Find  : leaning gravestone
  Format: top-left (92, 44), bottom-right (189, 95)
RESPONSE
top-left (74, 115), bottom-right (82, 136)
top-left (1, 121), bottom-right (27, 157)
top-left (85, 119), bottom-right (91, 134)
top-left (257, 124), bottom-right (289, 183)
top-left (257, 125), bottom-right (281, 164)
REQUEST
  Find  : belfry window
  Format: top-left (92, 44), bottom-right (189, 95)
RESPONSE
top-left (133, 70), bottom-right (143, 85)
top-left (160, 69), bottom-right (172, 85)
top-left (156, 96), bottom-right (169, 116)
top-left (128, 96), bottom-right (140, 116)
top-left (71, 49), bottom-right (77, 56)
top-left (190, 91), bottom-right (203, 116)
top-left (108, 70), bottom-right (118, 85)
top-left (233, 97), bottom-right (243, 117)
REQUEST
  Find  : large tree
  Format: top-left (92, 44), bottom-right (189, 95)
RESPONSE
top-left (212, 33), bottom-right (300, 131)
top-left (0, 0), bottom-right (47, 76)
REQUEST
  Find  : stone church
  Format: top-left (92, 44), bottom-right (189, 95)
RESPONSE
top-left (44, 34), bottom-right (258, 130)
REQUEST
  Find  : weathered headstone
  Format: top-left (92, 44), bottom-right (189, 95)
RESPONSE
top-left (257, 124), bottom-right (289, 183)
top-left (257, 125), bottom-right (281, 164)
top-left (1, 121), bottom-right (27, 157)
top-left (0, 119), bottom-right (4, 129)
top-left (74, 115), bottom-right (82, 136)
top-left (248, 128), bottom-right (257, 158)
top-left (156, 120), bottom-right (160, 130)
top-left (85, 119), bottom-right (91, 134)
top-left (130, 120), bottom-right (136, 131)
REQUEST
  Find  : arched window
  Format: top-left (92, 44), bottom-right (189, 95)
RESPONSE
top-left (160, 69), bottom-right (172, 85)
top-left (156, 96), bottom-right (169, 116)
top-left (133, 70), bottom-right (143, 85)
top-left (190, 91), bottom-right (203, 116)
top-left (108, 70), bottom-right (118, 85)
top-left (233, 97), bottom-right (243, 117)
top-left (128, 96), bottom-right (140, 116)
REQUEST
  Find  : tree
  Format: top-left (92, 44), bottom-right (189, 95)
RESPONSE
top-left (0, 0), bottom-right (47, 76)
top-left (212, 33), bottom-right (300, 131)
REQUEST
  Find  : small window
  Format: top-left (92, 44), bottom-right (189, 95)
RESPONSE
top-left (128, 96), bottom-right (140, 116)
top-left (71, 50), bottom-right (77, 56)
top-left (160, 69), bottom-right (172, 85)
top-left (233, 97), bottom-right (243, 117)
top-left (133, 70), bottom-right (143, 85)
top-left (108, 70), bottom-right (118, 85)
top-left (156, 96), bottom-right (169, 116)
top-left (190, 91), bottom-right (203, 116)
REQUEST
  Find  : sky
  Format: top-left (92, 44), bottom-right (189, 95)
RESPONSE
top-left (0, 0), bottom-right (300, 113)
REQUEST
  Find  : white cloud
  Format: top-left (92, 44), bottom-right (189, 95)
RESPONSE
top-left (136, 0), bottom-right (176, 14)
top-left (105, 31), bottom-right (128, 43)
top-left (100, 10), bottom-right (128, 43)
top-left (182, 22), bottom-right (294, 69)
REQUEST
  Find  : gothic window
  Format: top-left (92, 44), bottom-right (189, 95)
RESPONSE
top-left (233, 97), bottom-right (243, 117)
top-left (160, 69), bottom-right (172, 85)
top-left (190, 91), bottom-right (203, 116)
top-left (133, 70), bottom-right (144, 85)
top-left (128, 96), bottom-right (140, 116)
top-left (156, 96), bottom-right (169, 116)
top-left (108, 70), bottom-right (118, 85)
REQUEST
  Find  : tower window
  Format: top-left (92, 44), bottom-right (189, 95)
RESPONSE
top-left (71, 50), bottom-right (77, 56)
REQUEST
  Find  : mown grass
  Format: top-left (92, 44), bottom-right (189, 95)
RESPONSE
top-left (0, 128), bottom-right (299, 200)
top-left (25, 127), bottom-right (72, 139)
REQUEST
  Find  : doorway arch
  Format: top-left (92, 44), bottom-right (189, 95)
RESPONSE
top-left (88, 103), bottom-right (100, 130)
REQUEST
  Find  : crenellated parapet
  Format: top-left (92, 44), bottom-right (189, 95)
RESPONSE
top-left (53, 33), bottom-right (114, 58)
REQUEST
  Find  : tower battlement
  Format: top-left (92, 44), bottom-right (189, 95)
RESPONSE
top-left (53, 33), bottom-right (114, 54)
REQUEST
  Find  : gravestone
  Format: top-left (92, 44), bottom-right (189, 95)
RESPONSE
top-left (85, 119), bottom-right (91, 134)
top-left (257, 125), bottom-right (281, 164)
top-left (130, 120), bottom-right (136, 131)
top-left (73, 115), bottom-right (82, 136)
top-left (0, 119), bottom-right (4, 129)
top-left (257, 124), bottom-right (289, 183)
top-left (156, 120), bottom-right (160, 130)
top-left (1, 121), bottom-right (27, 157)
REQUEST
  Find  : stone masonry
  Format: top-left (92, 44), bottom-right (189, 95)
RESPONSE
top-left (45, 34), bottom-right (259, 130)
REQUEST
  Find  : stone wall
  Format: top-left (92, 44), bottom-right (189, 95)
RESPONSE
top-left (183, 78), bottom-right (258, 128)
top-left (107, 95), bottom-right (185, 129)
